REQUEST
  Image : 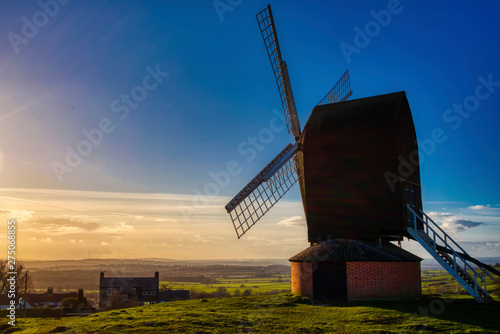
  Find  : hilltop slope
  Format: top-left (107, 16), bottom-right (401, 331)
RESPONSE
top-left (5, 293), bottom-right (500, 333)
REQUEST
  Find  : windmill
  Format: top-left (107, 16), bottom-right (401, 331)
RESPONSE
top-left (225, 5), bottom-right (352, 240)
top-left (224, 5), bottom-right (497, 302)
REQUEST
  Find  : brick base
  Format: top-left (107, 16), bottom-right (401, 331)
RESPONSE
top-left (346, 261), bottom-right (421, 300)
top-left (290, 261), bottom-right (421, 300)
top-left (291, 262), bottom-right (313, 297)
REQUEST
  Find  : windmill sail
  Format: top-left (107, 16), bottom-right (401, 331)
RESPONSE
top-left (225, 143), bottom-right (302, 238)
top-left (317, 70), bottom-right (353, 106)
top-left (256, 5), bottom-right (301, 140)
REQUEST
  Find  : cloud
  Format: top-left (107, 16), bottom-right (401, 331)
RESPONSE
top-left (277, 216), bottom-right (305, 227)
top-left (427, 212), bottom-right (486, 233)
top-left (468, 204), bottom-right (500, 212)
top-left (441, 219), bottom-right (485, 232)
top-left (34, 224), bottom-right (88, 235)
top-left (101, 241), bottom-right (111, 246)
top-left (96, 222), bottom-right (134, 234)
top-left (153, 218), bottom-right (178, 223)
top-left (0, 209), bottom-right (35, 222)
top-left (12, 214), bottom-right (101, 236)
top-left (189, 234), bottom-right (208, 243)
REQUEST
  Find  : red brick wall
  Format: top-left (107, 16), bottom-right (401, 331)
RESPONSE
top-left (346, 261), bottom-right (421, 300)
top-left (290, 262), bottom-right (313, 297)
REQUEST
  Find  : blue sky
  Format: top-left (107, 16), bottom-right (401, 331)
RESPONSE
top-left (0, 1), bottom-right (499, 260)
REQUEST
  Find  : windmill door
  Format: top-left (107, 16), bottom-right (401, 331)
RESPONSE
top-left (313, 262), bottom-right (347, 300)
top-left (404, 182), bottom-right (423, 229)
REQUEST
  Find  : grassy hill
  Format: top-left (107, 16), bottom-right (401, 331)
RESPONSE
top-left (4, 293), bottom-right (500, 333)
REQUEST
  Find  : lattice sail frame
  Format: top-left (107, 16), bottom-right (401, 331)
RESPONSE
top-left (317, 69), bottom-right (353, 106)
top-left (256, 5), bottom-right (301, 139)
top-left (225, 143), bottom-right (302, 238)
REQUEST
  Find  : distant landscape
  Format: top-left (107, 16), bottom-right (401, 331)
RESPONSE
top-left (21, 257), bottom-right (500, 299)
top-left (0, 257), bottom-right (497, 333)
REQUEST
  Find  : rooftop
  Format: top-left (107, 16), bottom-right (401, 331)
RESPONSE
top-left (289, 239), bottom-right (422, 262)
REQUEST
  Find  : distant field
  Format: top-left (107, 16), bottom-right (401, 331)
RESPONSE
top-left (421, 266), bottom-right (500, 299)
top-left (161, 276), bottom-right (291, 295)
top-left (7, 293), bottom-right (500, 333)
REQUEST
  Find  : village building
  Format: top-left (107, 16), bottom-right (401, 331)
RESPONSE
top-left (99, 271), bottom-right (189, 308)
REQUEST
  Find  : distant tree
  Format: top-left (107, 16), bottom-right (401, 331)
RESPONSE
top-left (61, 297), bottom-right (79, 308)
top-left (215, 287), bottom-right (230, 298)
top-left (0, 260), bottom-right (32, 297)
top-left (160, 283), bottom-right (171, 292)
top-left (239, 284), bottom-right (246, 288)
top-left (105, 292), bottom-right (135, 310)
top-left (62, 289), bottom-right (91, 308)
top-left (233, 289), bottom-right (241, 297)
top-left (242, 289), bottom-right (252, 296)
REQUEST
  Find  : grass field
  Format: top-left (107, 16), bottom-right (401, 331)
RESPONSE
top-left (421, 267), bottom-right (500, 298)
top-left (161, 276), bottom-right (291, 295)
top-left (4, 293), bottom-right (500, 333)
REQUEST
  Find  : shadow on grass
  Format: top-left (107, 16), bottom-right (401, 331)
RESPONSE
top-left (314, 294), bottom-right (500, 331)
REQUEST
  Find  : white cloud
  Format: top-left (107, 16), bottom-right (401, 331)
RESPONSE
top-left (96, 222), bottom-right (134, 234)
top-left (42, 237), bottom-right (52, 243)
top-left (101, 241), bottom-right (110, 246)
top-left (277, 216), bottom-right (305, 227)
top-left (153, 218), bottom-right (178, 223)
top-left (70, 239), bottom-right (76, 244)
top-left (190, 234), bottom-right (208, 243)
top-left (468, 204), bottom-right (500, 212)
top-left (427, 212), bottom-right (486, 233)
top-left (0, 209), bottom-right (35, 222)
top-left (34, 224), bottom-right (88, 235)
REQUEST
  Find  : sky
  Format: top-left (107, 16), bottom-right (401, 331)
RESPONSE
top-left (0, 0), bottom-right (499, 261)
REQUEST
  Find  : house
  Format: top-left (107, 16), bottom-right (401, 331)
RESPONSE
top-left (99, 271), bottom-right (160, 308)
top-left (28, 287), bottom-right (79, 308)
top-left (99, 271), bottom-right (190, 309)
top-left (0, 287), bottom-right (80, 309)
top-left (0, 294), bottom-right (32, 309)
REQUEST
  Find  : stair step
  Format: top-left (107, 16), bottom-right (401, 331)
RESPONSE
top-left (407, 208), bottom-right (493, 303)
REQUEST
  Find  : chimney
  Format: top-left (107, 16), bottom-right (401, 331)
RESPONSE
top-left (47, 287), bottom-right (53, 294)
top-left (78, 289), bottom-right (84, 302)
top-left (100, 271), bottom-right (105, 280)
top-left (154, 271), bottom-right (159, 280)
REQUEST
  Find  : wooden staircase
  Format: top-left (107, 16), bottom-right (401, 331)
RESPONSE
top-left (407, 205), bottom-right (494, 303)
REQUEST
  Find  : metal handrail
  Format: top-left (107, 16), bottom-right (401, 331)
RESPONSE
top-left (407, 205), bottom-right (491, 298)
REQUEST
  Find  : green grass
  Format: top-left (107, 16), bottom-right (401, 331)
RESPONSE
top-left (4, 293), bottom-right (500, 333)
